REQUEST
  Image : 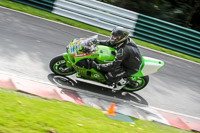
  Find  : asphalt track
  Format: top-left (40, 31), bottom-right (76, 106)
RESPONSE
top-left (0, 7), bottom-right (200, 118)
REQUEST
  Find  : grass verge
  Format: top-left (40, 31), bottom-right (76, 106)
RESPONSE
top-left (0, 0), bottom-right (199, 63)
top-left (0, 88), bottom-right (195, 133)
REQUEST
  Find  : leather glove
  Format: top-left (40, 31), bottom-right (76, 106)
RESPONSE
top-left (92, 39), bottom-right (98, 45)
top-left (92, 61), bottom-right (101, 70)
top-left (109, 40), bottom-right (116, 46)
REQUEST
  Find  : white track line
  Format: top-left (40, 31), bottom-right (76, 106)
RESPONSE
top-left (0, 6), bottom-right (199, 65)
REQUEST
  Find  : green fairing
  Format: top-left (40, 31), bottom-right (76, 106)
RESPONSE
top-left (63, 39), bottom-right (115, 83)
top-left (96, 45), bottom-right (116, 64)
top-left (132, 57), bottom-right (145, 77)
top-left (62, 53), bottom-right (72, 68)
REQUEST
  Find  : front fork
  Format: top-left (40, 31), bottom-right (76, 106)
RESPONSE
top-left (62, 53), bottom-right (73, 68)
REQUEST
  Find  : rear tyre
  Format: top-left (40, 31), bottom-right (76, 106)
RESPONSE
top-left (49, 55), bottom-right (75, 76)
top-left (123, 76), bottom-right (149, 91)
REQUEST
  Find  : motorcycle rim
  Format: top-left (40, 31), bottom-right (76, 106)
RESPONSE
top-left (123, 76), bottom-right (149, 91)
top-left (52, 60), bottom-right (75, 76)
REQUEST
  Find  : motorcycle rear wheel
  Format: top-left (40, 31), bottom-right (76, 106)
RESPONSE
top-left (123, 76), bottom-right (149, 91)
top-left (49, 55), bottom-right (75, 76)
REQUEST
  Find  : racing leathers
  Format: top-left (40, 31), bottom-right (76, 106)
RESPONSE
top-left (92, 38), bottom-right (142, 84)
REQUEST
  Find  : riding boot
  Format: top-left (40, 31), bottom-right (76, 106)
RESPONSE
top-left (113, 78), bottom-right (127, 91)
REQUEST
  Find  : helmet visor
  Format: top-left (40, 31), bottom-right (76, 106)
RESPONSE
top-left (110, 34), bottom-right (123, 43)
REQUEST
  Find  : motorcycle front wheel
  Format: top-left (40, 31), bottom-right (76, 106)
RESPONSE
top-left (49, 55), bottom-right (76, 76)
top-left (123, 76), bottom-right (149, 91)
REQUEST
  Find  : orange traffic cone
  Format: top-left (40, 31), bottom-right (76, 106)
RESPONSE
top-left (106, 103), bottom-right (116, 116)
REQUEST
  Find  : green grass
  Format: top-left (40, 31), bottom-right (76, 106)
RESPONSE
top-left (0, 88), bottom-right (195, 133)
top-left (0, 0), bottom-right (199, 63)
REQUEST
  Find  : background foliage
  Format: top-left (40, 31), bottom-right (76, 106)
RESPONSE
top-left (98, 0), bottom-right (200, 32)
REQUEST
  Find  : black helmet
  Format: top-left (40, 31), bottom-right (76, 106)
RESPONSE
top-left (110, 27), bottom-right (129, 44)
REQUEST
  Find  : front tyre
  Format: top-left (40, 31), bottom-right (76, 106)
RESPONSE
top-left (49, 55), bottom-right (75, 76)
top-left (123, 76), bottom-right (149, 91)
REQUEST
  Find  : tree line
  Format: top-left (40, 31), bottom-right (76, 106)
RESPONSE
top-left (98, 0), bottom-right (200, 32)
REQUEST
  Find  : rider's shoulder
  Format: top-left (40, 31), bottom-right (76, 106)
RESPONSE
top-left (126, 38), bottom-right (137, 47)
top-left (127, 38), bottom-right (136, 44)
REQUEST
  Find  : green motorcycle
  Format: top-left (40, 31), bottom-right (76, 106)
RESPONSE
top-left (49, 35), bottom-right (164, 91)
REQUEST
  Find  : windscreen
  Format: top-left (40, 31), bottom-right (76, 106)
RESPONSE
top-left (67, 35), bottom-right (98, 55)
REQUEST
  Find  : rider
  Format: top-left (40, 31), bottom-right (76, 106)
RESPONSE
top-left (92, 27), bottom-right (142, 89)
